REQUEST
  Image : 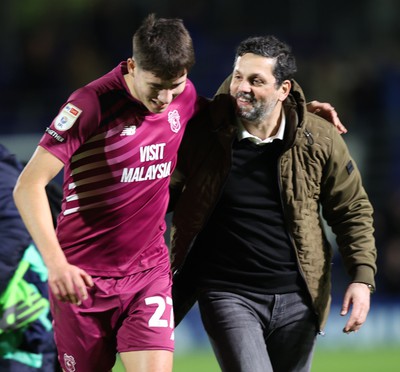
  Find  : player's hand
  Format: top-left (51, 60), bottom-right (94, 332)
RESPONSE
top-left (306, 100), bottom-right (348, 134)
top-left (47, 262), bottom-right (94, 305)
top-left (340, 282), bottom-right (371, 334)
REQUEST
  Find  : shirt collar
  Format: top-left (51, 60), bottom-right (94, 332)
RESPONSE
top-left (237, 109), bottom-right (286, 145)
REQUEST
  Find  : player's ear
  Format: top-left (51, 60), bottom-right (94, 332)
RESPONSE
top-left (127, 58), bottom-right (136, 75)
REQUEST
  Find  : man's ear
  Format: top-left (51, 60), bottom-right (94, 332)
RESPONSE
top-left (279, 80), bottom-right (291, 101)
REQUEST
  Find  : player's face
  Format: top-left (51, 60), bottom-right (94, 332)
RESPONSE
top-left (127, 59), bottom-right (187, 113)
top-left (230, 53), bottom-right (289, 123)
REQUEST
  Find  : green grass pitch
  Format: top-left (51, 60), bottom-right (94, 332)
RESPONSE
top-left (112, 346), bottom-right (399, 371)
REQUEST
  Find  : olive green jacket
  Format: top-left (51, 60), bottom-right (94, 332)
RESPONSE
top-left (169, 81), bottom-right (376, 330)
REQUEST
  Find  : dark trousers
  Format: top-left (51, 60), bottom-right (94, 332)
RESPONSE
top-left (198, 290), bottom-right (318, 372)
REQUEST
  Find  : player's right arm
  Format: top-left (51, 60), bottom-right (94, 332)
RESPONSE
top-left (13, 146), bottom-right (93, 305)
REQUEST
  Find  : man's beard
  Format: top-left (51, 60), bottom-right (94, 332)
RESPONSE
top-left (235, 92), bottom-right (274, 123)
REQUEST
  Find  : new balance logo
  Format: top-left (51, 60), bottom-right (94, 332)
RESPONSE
top-left (121, 125), bottom-right (136, 136)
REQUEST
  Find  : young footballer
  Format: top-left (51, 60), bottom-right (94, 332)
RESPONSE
top-left (13, 14), bottom-right (196, 372)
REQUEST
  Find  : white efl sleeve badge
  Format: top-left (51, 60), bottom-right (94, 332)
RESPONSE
top-left (54, 103), bottom-right (82, 131)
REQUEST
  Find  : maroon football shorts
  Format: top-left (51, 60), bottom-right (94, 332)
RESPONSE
top-left (50, 260), bottom-right (174, 372)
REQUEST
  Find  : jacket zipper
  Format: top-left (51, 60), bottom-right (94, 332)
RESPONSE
top-left (304, 129), bottom-right (314, 145)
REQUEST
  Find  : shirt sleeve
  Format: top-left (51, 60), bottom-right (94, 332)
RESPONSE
top-left (39, 87), bottom-right (101, 164)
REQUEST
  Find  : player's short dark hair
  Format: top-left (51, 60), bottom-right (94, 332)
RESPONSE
top-left (132, 13), bottom-right (195, 80)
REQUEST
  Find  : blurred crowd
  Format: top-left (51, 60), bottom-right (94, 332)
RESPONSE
top-left (1, 0), bottom-right (399, 297)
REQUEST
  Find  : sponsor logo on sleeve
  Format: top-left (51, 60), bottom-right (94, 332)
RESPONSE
top-left (45, 127), bottom-right (65, 142)
top-left (54, 103), bottom-right (82, 131)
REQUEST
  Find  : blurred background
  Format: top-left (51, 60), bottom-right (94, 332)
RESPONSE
top-left (1, 0), bottom-right (399, 369)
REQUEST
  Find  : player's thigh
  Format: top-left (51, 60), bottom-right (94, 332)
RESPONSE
top-left (117, 262), bottom-right (174, 353)
top-left (50, 290), bottom-right (118, 372)
top-left (120, 350), bottom-right (173, 372)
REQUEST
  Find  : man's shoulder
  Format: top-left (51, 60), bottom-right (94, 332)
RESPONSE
top-left (298, 113), bottom-right (351, 161)
top-left (303, 112), bottom-right (340, 138)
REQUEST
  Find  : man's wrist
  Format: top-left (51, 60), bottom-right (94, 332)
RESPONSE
top-left (366, 284), bottom-right (375, 294)
top-left (358, 282), bottom-right (375, 294)
top-left (353, 282), bottom-right (375, 294)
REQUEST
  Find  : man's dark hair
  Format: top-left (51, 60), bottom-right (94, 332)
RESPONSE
top-left (235, 35), bottom-right (297, 86)
top-left (132, 13), bottom-right (195, 80)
